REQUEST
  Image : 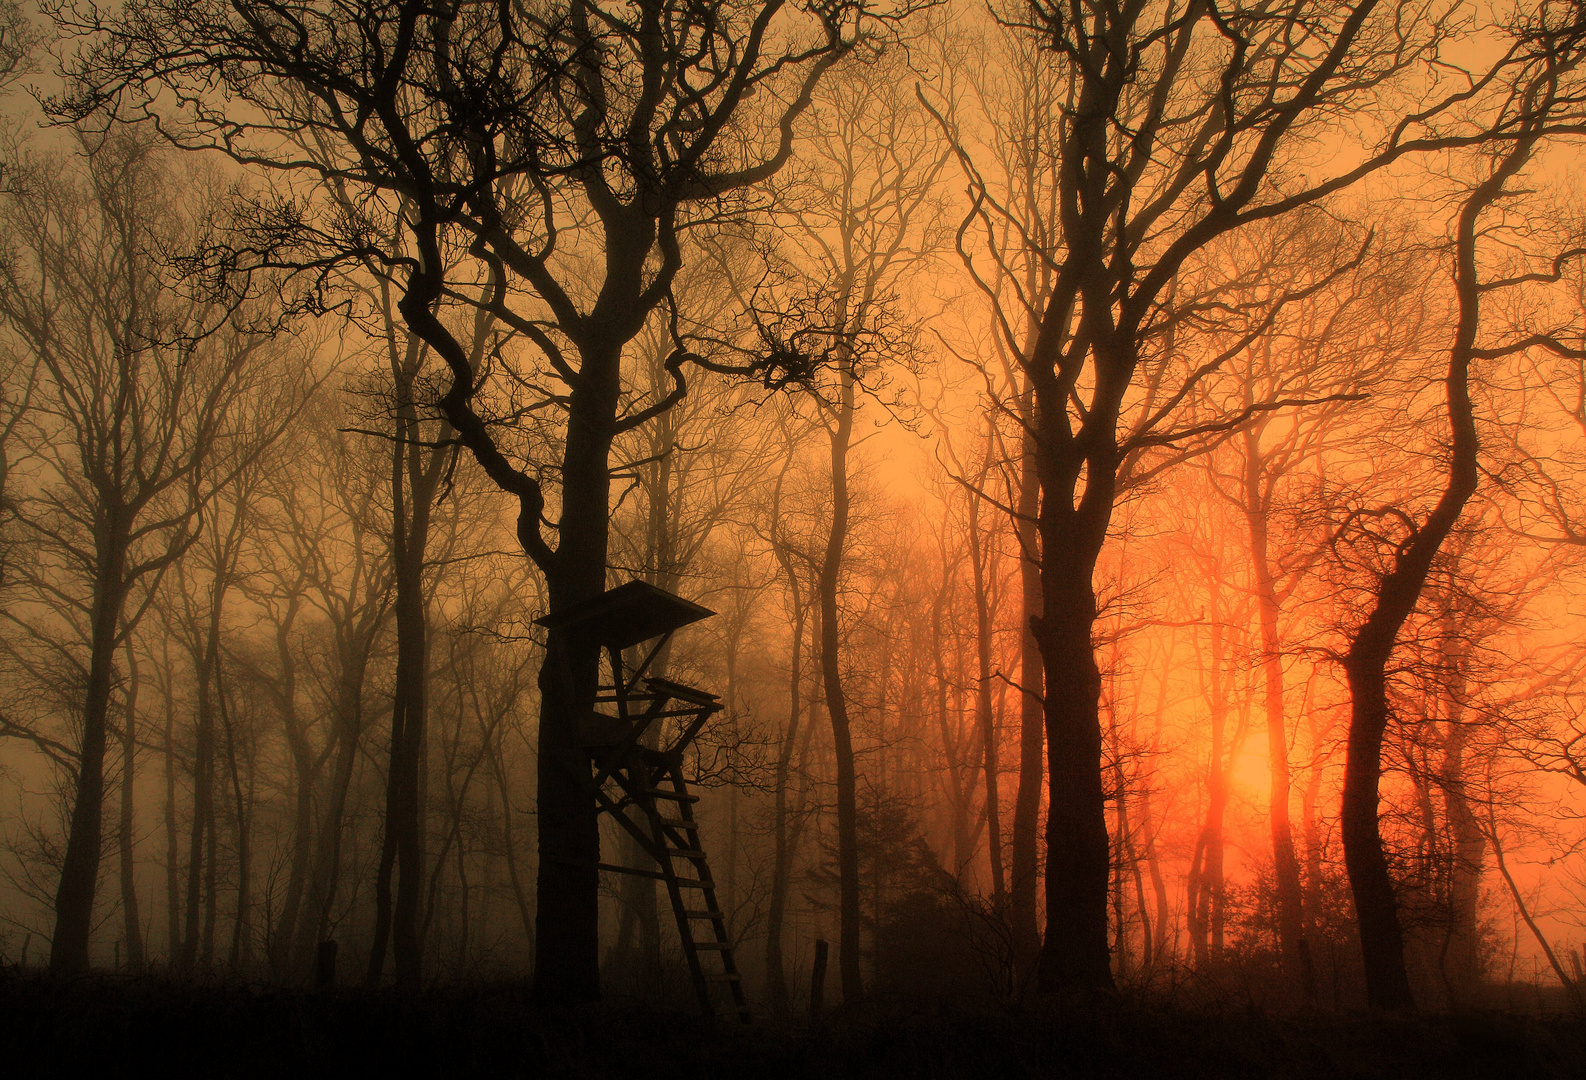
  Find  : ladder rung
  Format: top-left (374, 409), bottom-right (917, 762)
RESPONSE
top-left (654, 815), bottom-right (697, 829)
top-left (666, 846), bottom-right (707, 859)
top-left (673, 877), bottom-right (708, 888)
top-left (594, 862), bottom-right (666, 880)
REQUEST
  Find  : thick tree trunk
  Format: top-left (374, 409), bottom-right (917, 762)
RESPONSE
top-left (1341, 654), bottom-right (1417, 1010)
top-left (530, 350), bottom-right (620, 1004)
top-left (50, 523), bottom-right (130, 974)
top-left (1340, 134), bottom-right (1509, 1010)
top-left (1032, 555), bottom-right (1114, 993)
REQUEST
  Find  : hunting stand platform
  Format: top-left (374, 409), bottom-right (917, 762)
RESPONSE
top-left (536, 580), bottom-right (749, 1021)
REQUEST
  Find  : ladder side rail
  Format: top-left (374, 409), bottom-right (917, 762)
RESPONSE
top-left (661, 762), bottom-right (752, 1020)
top-left (642, 786), bottom-right (715, 1016)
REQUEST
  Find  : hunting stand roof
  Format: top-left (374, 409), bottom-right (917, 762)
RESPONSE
top-left (533, 580), bottom-right (714, 652)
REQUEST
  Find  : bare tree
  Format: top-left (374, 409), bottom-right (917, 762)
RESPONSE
top-left (0, 131), bottom-right (303, 973)
top-left (751, 43), bottom-right (951, 999)
top-left (1338, 21), bottom-right (1586, 1009)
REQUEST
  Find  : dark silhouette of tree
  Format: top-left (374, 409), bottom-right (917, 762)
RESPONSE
top-left (1338, 20), bottom-right (1586, 1010)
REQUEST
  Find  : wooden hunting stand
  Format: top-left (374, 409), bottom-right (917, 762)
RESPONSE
top-left (536, 580), bottom-right (750, 1021)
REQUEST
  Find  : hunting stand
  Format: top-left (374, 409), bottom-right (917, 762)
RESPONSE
top-left (536, 580), bottom-right (750, 1021)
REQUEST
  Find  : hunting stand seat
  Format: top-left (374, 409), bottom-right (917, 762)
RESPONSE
top-left (535, 580), bottom-right (750, 1022)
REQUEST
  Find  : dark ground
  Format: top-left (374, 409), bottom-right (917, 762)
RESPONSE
top-left (1, 974), bottom-right (1581, 1079)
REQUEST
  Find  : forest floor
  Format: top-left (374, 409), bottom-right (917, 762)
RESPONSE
top-left (1, 973), bottom-right (1582, 1079)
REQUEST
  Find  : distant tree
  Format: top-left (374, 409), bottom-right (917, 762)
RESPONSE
top-left (0, 132), bottom-right (302, 973)
top-left (752, 43), bottom-right (951, 1000)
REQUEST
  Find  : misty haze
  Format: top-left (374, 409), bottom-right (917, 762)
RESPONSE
top-left (3, 0), bottom-right (1586, 1076)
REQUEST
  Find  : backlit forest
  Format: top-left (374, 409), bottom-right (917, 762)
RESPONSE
top-left (3, 0), bottom-right (1586, 1023)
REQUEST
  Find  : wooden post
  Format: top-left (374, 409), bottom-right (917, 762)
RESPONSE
top-left (810, 938), bottom-right (829, 1016)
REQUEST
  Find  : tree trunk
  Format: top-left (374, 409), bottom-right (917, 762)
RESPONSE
top-left (1032, 550), bottom-right (1113, 993)
top-left (1439, 630), bottom-right (1485, 999)
top-left (1340, 133), bottom-right (1511, 1010)
top-left (291, 651), bottom-right (369, 970)
top-left (267, 601), bottom-right (313, 977)
top-left (1341, 654), bottom-right (1418, 1010)
top-left (217, 649), bottom-right (251, 972)
top-left (368, 390), bottom-right (448, 987)
top-left (766, 516), bottom-right (808, 1015)
top-left (529, 344), bottom-right (622, 1004)
top-left (1010, 430), bottom-right (1045, 971)
top-left (968, 461), bottom-right (1005, 902)
top-left (1244, 455), bottom-right (1315, 996)
top-left (50, 518), bottom-right (131, 974)
top-left (180, 577), bottom-right (226, 973)
top-left (612, 412), bottom-right (677, 989)
top-left (817, 363), bottom-right (862, 1001)
top-left (161, 639), bottom-right (180, 962)
top-left (119, 639), bottom-right (145, 971)
top-left (1187, 610), bottom-right (1241, 968)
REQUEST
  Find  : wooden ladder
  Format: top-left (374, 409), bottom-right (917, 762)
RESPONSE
top-left (596, 747), bottom-right (751, 1022)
